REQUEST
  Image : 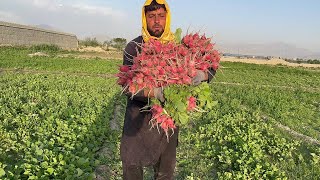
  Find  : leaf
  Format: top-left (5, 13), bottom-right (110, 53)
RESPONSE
top-left (0, 168), bottom-right (5, 177)
top-left (29, 175), bottom-right (37, 180)
top-left (175, 102), bottom-right (186, 112)
top-left (44, 154), bottom-right (49, 161)
top-left (193, 86), bottom-right (201, 93)
top-left (94, 160), bottom-right (101, 166)
top-left (174, 28), bottom-right (182, 44)
top-left (35, 148), bottom-right (43, 156)
top-left (197, 95), bottom-right (206, 107)
top-left (178, 113), bottom-right (189, 125)
top-left (76, 168), bottom-right (83, 176)
top-left (47, 167), bottom-right (54, 175)
top-left (82, 147), bottom-right (88, 153)
top-left (77, 158), bottom-right (88, 166)
top-left (212, 101), bottom-right (218, 107)
top-left (58, 154), bottom-right (63, 160)
top-left (206, 100), bottom-right (218, 109)
top-left (41, 161), bottom-right (48, 168)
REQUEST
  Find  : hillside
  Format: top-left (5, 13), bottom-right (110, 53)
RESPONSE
top-left (221, 57), bottom-right (320, 68)
top-left (217, 42), bottom-right (320, 59)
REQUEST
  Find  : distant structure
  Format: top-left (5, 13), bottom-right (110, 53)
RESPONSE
top-left (0, 21), bottom-right (78, 49)
top-left (222, 53), bottom-right (272, 60)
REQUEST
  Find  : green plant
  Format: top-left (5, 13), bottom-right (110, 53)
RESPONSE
top-left (79, 37), bottom-right (101, 47)
top-left (30, 44), bottom-right (61, 52)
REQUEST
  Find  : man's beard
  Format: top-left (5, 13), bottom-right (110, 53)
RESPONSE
top-left (148, 27), bottom-right (164, 38)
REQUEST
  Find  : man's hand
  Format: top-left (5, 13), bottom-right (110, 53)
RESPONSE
top-left (192, 70), bottom-right (207, 85)
top-left (153, 87), bottom-right (165, 102)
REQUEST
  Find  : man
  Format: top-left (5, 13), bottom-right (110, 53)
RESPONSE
top-left (120, 0), bottom-right (215, 179)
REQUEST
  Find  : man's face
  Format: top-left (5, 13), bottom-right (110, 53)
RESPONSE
top-left (146, 7), bottom-right (166, 38)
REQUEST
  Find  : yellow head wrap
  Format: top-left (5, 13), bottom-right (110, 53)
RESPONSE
top-left (142, 0), bottom-right (175, 43)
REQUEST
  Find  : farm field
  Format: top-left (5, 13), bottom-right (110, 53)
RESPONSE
top-left (0, 47), bottom-right (319, 179)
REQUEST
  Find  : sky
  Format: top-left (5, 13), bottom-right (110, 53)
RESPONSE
top-left (0, 0), bottom-right (320, 52)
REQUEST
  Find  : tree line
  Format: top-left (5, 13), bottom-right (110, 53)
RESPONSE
top-left (285, 58), bottom-right (320, 64)
top-left (79, 37), bottom-right (127, 51)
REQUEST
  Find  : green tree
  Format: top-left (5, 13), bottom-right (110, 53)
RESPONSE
top-left (103, 40), bottom-right (113, 51)
top-left (112, 38), bottom-right (127, 51)
top-left (79, 37), bottom-right (101, 47)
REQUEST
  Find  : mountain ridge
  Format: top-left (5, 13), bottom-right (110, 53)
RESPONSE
top-left (216, 42), bottom-right (320, 59)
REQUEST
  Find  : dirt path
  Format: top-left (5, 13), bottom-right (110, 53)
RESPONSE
top-left (213, 81), bottom-right (320, 93)
top-left (0, 68), bottom-right (115, 78)
top-left (58, 53), bottom-right (122, 60)
top-left (276, 123), bottom-right (320, 146)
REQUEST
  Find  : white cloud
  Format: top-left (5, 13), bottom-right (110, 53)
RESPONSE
top-left (0, 10), bottom-right (23, 23)
top-left (71, 3), bottom-right (125, 18)
top-left (23, 0), bottom-right (126, 19)
top-left (29, 0), bottom-right (63, 11)
top-left (0, 0), bottom-right (139, 41)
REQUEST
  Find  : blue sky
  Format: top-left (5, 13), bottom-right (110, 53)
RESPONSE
top-left (0, 0), bottom-right (319, 52)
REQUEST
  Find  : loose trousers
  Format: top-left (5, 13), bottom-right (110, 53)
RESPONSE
top-left (122, 131), bottom-right (178, 180)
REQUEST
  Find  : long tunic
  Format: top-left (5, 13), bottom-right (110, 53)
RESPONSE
top-left (120, 36), bottom-right (215, 166)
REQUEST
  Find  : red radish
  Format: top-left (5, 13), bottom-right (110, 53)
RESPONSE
top-left (117, 32), bottom-right (220, 136)
top-left (187, 96), bottom-right (197, 111)
top-left (119, 65), bottom-right (130, 72)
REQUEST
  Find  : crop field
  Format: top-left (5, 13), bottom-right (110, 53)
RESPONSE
top-left (0, 47), bottom-right (319, 179)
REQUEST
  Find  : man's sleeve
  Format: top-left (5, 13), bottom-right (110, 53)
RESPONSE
top-left (122, 41), bottom-right (150, 103)
top-left (123, 41), bottom-right (135, 66)
top-left (207, 68), bottom-right (216, 83)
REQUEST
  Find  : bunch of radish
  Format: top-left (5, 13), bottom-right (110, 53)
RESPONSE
top-left (117, 33), bottom-right (220, 138)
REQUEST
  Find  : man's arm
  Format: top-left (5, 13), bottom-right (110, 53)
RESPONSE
top-left (206, 68), bottom-right (216, 83)
top-left (122, 38), bottom-right (156, 103)
top-left (192, 68), bottom-right (216, 85)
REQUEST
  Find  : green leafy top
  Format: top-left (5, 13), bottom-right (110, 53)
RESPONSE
top-left (174, 28), bottom-right (182, 44)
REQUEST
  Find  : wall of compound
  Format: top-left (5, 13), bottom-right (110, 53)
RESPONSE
top-left (0, 21), bottom-right (78, 49)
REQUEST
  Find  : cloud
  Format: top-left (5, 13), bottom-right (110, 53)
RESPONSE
top-left (23, 0), bottom-right (126, 18)
top-left (0, 10), bottom-right (23, 23)
top-left (0, 0), bottom-right (139, 40)
top-left (26, 0), bottom-right (126, 18)
top-left (70, 3), bottom-right (125, 18)
top-left (29, 0), bottom-right (62, 11)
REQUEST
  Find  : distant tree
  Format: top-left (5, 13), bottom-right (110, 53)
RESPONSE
top-left (79, 37), bottom-right (101, 47)
top-left (112, 38), bottom-right (127, 51)
top-left (307, 59), bottom-right (320, 64)
top-left (103, 40), bottom-right (113, 51)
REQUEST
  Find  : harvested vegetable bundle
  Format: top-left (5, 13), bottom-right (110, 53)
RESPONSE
top-left (117, 32), bottom-right (220, 137)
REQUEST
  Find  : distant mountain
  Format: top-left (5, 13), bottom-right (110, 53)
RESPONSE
top-left (34, 24), bottom-right (61, 31)
top-left (301, 53), bottom-right (320, 60)
top-left (216, 42), bottom-right (320, 59)
top-left (78, 34), bottom-right (112, 44)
